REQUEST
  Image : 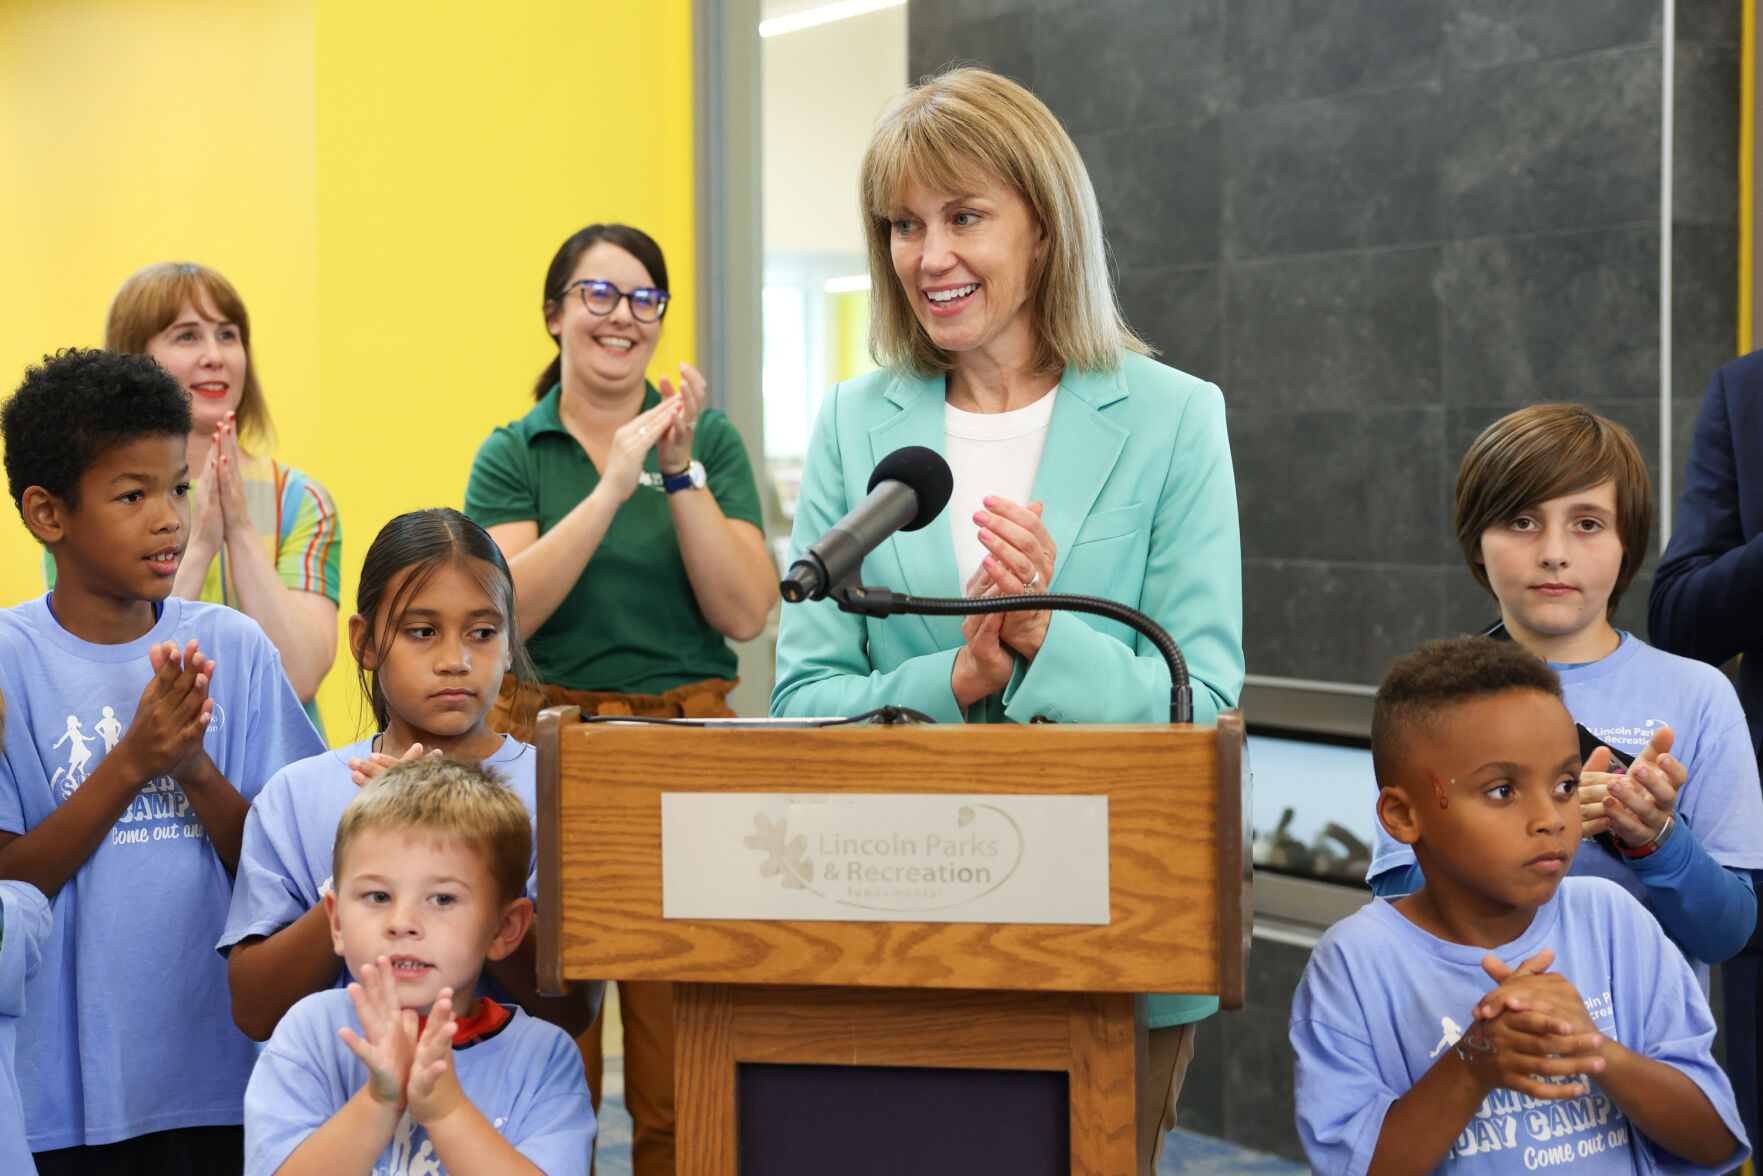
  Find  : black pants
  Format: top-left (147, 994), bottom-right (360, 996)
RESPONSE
top-left (33, 1124), bottom-right (242, 1176)
top-left (1726, 926), bottom-right (1763, 1151)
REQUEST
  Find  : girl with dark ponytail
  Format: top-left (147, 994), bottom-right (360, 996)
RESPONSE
top-left (220, 510), bottom-right (592, 1045)
top-left (348, 507), bottom-right (537, 733)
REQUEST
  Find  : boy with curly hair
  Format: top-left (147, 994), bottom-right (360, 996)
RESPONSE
top-left (0, 349), bottom-right (324, 1173)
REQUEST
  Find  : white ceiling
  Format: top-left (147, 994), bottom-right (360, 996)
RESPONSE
top-left (762, 0), bottom-right (838, 19)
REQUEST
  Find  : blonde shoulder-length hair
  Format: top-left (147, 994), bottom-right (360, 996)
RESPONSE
top-left (105, 262), bottom-right (276, 451)
top-left (860, 67), bottom-right (1150, 377)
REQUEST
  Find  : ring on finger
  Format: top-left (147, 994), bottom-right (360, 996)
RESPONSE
top-left (1022, 570), bottom-right (1040, 590)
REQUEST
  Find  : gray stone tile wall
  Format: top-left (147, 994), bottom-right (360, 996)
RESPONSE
top-left (910, 0), bottom-right (1738, 688)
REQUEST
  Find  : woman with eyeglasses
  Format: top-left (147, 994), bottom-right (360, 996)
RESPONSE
top-left (464, 223), bottom-right (773, 1175)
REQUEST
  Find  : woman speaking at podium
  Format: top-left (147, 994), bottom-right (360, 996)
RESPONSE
top-left (770, 67), bottom-right (1244, 1172)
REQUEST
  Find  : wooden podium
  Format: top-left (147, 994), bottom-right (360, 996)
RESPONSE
top-left (535, 710), bottom-right (1249, 1176)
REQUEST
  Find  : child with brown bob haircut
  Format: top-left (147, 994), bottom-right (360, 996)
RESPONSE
top-left (243, 758), bottom-right (593, 1176)
top-left (1368, 405), bottom-right (1763, 991)
top-left (1292, 637), bottom-right (1746, 1173)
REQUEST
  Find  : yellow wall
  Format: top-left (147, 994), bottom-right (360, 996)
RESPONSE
top-left (308, 0), bottom-right (697, 737)
top-left (0, 0), bottom-right (321, 613)
top-left (832, 289), bottom-right (877, 383)
top-left (0, 0), bottom-right (697, 739)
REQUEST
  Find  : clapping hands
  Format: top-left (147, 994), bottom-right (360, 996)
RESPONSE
top-left (339, 956), bottom-right (465, 1124)
top-left (969, 497), bottom-right (1056, 659)
top-left (1578, 727), bottom-right (1685, 846)
top-left (952, 495), bottom-right (1060, 707)
top-left (116, 639), bottom-right (214, 783)
top-left (654, 362), bottom-right (707, 475)
top-left (600, 397), bottom-right (684, 503)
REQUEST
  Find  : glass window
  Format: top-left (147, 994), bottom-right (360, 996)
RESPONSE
top-left (1249, 733), bottom-right (1377, 886)
top-left (759, 1), bottom-right (904, 528)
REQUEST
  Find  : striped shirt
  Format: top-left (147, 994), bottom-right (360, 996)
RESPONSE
top-left (199, 455), bottom-right (341, 608)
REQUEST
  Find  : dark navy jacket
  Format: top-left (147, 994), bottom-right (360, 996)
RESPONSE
top-left (1650, 350), bottom-right (1763, 754)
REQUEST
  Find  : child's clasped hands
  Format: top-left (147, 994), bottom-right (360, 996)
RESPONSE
top-left (1458, 948), bottom-right (1606, 1100)
top-left (339, 955), bottom-right (466, 1126)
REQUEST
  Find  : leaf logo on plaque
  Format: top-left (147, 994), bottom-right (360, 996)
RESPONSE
top-left (740, 805), bottom-right (1024, 911)
top-left (743, 813), bottom-right (818, 890)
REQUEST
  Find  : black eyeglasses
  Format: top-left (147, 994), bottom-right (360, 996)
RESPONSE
top-left (566, 279), bottom-right (670, 323)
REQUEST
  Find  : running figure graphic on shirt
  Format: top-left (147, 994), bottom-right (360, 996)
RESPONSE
top-left (94, 706), bottom-right (123, 754)
top-left (50, 715), bottom-right (96, 799)
top-left (381, 1115), bottom-right (444, 1176)
top-left (1428, 1015), bottom-right (1467, 1060)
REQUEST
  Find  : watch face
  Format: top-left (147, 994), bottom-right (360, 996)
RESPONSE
top-left (689, 460), bottom-right (707, 488)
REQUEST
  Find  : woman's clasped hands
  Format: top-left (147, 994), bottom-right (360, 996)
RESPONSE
top-left (952, 495), bottom-right (1057, 708)
top-left (188, 411), bottom-right (253, 556)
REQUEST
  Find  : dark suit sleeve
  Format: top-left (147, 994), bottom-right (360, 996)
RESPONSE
top-left (1649, 363), bottom-right (1763, 663)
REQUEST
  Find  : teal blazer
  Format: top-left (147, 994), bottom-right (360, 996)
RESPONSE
top-left (771, 351), bottom-right (1245, 1027)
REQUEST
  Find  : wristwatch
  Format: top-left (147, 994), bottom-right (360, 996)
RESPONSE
top-left (1615, 814), bottom-right (1675, 859)
top-left (662, 460), bottom-right (707, 494)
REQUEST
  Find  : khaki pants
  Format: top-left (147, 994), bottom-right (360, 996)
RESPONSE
top-left (582, 981), bottom-right (676, 1176)
top-left (487, 673), bottom-right (739, 743)
top-left (1139, 1021), bottom-right (1200, 1175)
top-left (489, 675), bottom-right (734, 1176)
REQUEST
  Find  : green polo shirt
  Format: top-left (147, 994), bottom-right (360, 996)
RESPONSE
top-left (464, 384), bottom-right (764, 695)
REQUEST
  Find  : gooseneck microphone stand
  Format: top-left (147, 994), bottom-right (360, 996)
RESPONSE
top-left (830, 585), bottom-right (1195, 725)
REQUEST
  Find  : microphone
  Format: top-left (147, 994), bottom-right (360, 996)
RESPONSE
top-left (780, 445), bottom-right (953, 603)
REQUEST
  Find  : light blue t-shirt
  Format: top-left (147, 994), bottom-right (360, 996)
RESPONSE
top-left (0, 880), bottom-right (50, 1176)
top-left (0, 594), bottom-right (325, 1151)
top-left (220, 734), bottom-right (540, 961)
top-left (1370, 633), bottom-right (1763, 983)
top-left (1291, 877), bottom-right (1748, 1175)
top-left (245, 988), bottom-right (594, 1176)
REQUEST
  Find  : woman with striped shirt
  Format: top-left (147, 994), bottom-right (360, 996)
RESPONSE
top-left (95, 262), bottom-right (341, 732)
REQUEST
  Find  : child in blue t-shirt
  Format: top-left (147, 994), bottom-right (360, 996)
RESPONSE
top-left (1293, 637), bottom-right (1746, 1173)
top-left (0, 350), bottom-right (325, 1171)
top-left (222, 508), bottom-right (591, 1042)
top-left (245, 757), bottom-right (594, 1176)
top-left (1369, 405), bottom-right (1763, 989)
top-left (0, 876), bottom-right (51, 1176)
top-left (0, 690), bottom-right (50, 1176)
